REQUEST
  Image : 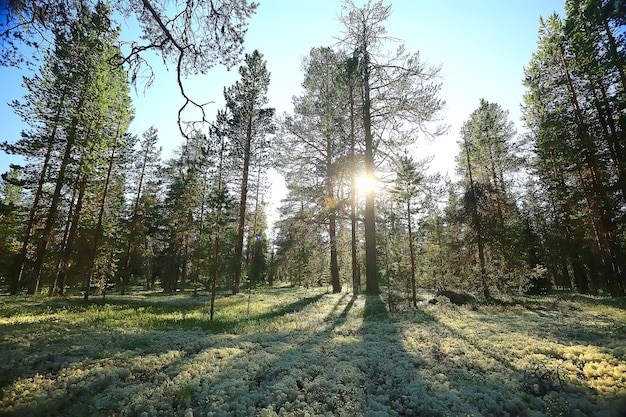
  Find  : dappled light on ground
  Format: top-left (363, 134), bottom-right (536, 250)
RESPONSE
top-left (1, 288), bottom-right (625, 416)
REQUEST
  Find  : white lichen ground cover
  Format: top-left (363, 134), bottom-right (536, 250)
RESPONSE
top-left (0, 288), bottom-right (625, 416)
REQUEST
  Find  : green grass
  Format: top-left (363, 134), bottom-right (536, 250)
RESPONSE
top-left (1, 287), bottom-right (625, 416)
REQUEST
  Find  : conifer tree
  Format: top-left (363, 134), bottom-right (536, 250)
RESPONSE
top-left (390, 156), bottom-right (427, 307)
top-left (0, 168), bottom-right (24, 283)
top-left (454, 100), bottom-right (529, 297)
top-left (1, 0), bottom-right (258, 134)
top-left (5, 2), bottom-right (134, 295)
top-left (282, 47), bottom-right (351, 293)
top-left (224, 50), bottom-right (274, 295)
top-left (339, 0), bottom-right (444, 294)
top-left (524, 9), bottom-right (626, 296)
top-left (120, 126), bottom-right (161, 294)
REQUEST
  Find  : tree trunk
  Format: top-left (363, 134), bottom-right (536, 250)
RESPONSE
top-left (348, 68), bottom-right (360, 295)
top-left (11, 87), bottom-right (68, 295)
top-left (30, 84), bottom-right (88, 294)
top-left (325, 130), bottom-right (341, 293)
top-left (49, 171), bottom-right (85, 296)
top-left (362, 50), bottom-right (379, 295)
top-left (51, 122), bottom-right (96, 296)
top-left (559, 46), bottom-right (625, 296)
top-left (233, 112), bottom-right (253, 295)
top-left (329, 209), bottom-right (341, 293)
top-left (210, 132), bottom-right (226, 320)
top-left (406, 200), bottom-right (417, 308)
top-left (121, 141), bottom-right (150, 295)
top-left (85, 119), bottom-right (121, 300)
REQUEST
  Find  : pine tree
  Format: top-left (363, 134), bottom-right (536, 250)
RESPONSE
top-left (120, 126), bottom-right (161, 294)
top-left (224, 50), bottom-right (274, 295)
top-left (281, 47), bottom-right (352, 294)
top-left (390, 156), bottom-right (426, 307)
top-left (2, 0), bottom-right (258, 134)
top-left (5, 2), bottom-right (134, 295)
top-left (523, 9), bottom-right (626, 296)
top-left (339, 0), bottom-right (444, 294)
top-left (455, 100), bottom-right (529, 297)
top-left (160, 133), bottom-right (206, 293)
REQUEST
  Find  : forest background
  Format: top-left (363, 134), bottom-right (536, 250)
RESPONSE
top-left (0, 0), bottom-right (565, 215)
top-left (1, 0), bottom-right (625, 303)
top-left (1, 2), bottom-right (626, 416)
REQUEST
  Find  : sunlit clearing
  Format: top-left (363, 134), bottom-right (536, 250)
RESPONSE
top-left (357, 174), bottom-right (376, 194)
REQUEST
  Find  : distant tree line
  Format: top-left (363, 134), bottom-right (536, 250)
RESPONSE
top-left (0, 0), bottom-right (624, 307)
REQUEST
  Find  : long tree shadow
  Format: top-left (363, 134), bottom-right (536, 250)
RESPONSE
top-left (354, 296), bottom-right (557, 416)
top-left (470, 294), bottom-right (626, 352)
top-left (140, 292), bottom-right (327, 333)
top-left (102, 292), bottom-right (360, 415)
top-left (114, 293), bottom-right (360, 416)
top-left (3, 291), bottom-right (624, 416)
top-left (395, 299), bottom-right (626, 417)
top-left (355, 295), bottom-right (437, 415)
top-left (0, 291), bottom-right (326, 396)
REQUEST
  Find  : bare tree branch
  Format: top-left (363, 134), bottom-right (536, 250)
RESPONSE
top-left (1, 0), bottom-right (259, 137)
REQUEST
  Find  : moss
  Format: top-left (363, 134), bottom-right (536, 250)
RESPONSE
top-left (1, 288), bottom-right (624, 416)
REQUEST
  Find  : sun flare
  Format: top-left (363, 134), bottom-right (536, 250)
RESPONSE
top-left (356, 174), bottom-right (376, 194)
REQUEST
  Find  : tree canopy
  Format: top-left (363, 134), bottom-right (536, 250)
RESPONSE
top-left (1, 0), bottom-right (624, 301)
top-left (1, 0), bottom-right (258, 135)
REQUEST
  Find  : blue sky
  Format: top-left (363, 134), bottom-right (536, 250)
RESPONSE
top-left (0, 0), bottom-right (564, 213)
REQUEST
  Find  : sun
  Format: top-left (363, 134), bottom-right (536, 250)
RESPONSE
top-left (356, 174), bottom-right (376, 194)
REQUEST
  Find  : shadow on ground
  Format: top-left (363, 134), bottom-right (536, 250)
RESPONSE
top-left (1, 290), bottom-right (625, 416)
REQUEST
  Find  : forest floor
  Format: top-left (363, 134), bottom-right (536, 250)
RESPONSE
top-left (0, 286), bottom-right (625, 417)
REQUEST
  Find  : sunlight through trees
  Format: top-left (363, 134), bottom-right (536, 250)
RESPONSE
top-left (0, 0), bottom-right (624, 301)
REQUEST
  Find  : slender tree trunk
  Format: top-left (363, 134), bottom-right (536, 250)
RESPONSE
top-left (348, 65), bottom-right (360, 295)
top-left (350, 127), bottom-right (360, 295)
top-left (85, 120), bottom-right (121, 300)
top-left (329, 208), bottom-right (341, 293)
top-left (406, 200), bottom-right (417, 308)
top-left (251, 161), bottom-right (262, 285)
top-left (463, 129), bottom-right (489, 299)
top-left (210, 132), bottom-right (226, 320)
top-left (145, 238), bottom-right (153, 290)
top-left (49, 193), bottom-right (76, 296)
top-left (49, 173), bottom-right (80, 296)
top-left (30, 85), bottom-right (88, 294)
top-left (210, 212), bottom-right (221, 320)
top-left (11, 88), bottom-right (68, 295)
top-left (55, 174), bottom-right (87, 296)
top-left (121, 141), bottom-right (150, 295)
top-left (193, 170), bottom-right (209, 294)
top-left (326, 143), bottom-right (341, 293)
top-left (233, 112), bottom-right (254, 295)
top-left (247, 161), bottom-right (264, 316)
top-left (362, 50), bottom-right (379, 295)
top-left (549, 156), bottom-right (590, 293)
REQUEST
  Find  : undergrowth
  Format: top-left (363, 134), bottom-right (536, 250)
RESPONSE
top-left (1, 287), bottom-right (624, 416)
